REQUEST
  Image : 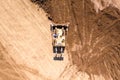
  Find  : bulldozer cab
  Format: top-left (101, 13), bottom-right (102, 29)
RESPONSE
top-left (50, 23), bottom-right (69, 54)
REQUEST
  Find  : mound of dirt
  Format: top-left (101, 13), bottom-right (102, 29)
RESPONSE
top-left (32, 0), bottom-right (120, 80)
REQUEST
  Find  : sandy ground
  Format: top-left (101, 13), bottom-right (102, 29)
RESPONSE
top-left (0, 0), bottom-right (69, 80)
top-left (0, 0), bottom-right (120, 80)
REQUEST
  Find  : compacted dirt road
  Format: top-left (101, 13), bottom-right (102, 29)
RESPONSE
top-left (0, 0), bottom-right (120, 80)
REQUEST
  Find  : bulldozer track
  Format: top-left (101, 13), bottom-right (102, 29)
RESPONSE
top-left (93, 19), bottom-right (120, 48)
top-left (68, 0), bottom-right (83, 46)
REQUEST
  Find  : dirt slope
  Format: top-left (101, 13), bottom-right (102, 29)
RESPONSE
top-left (33, 0), bottom-right (120, 80)
top-left (0, 0), bottom-right (69, 80)
top-left (0, 0), bottom-right (120, 80)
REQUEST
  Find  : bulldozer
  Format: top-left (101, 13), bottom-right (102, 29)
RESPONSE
top-left (50, 23), bottom-right (69, 60)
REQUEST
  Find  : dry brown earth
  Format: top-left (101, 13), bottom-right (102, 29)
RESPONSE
top-left (33, 0), bottom-right (120, 80)
top-left (0, 0), bottom-right (120, 80)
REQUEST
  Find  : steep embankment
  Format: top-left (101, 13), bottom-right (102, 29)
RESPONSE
top-left (0, 0), bottom-right (69, 80)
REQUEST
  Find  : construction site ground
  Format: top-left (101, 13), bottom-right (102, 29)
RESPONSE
top-left (0, 0), bottom-right (120, 80)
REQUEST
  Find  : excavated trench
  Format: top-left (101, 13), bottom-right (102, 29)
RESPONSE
top-left (31, 0), bottom-right (120, 79)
